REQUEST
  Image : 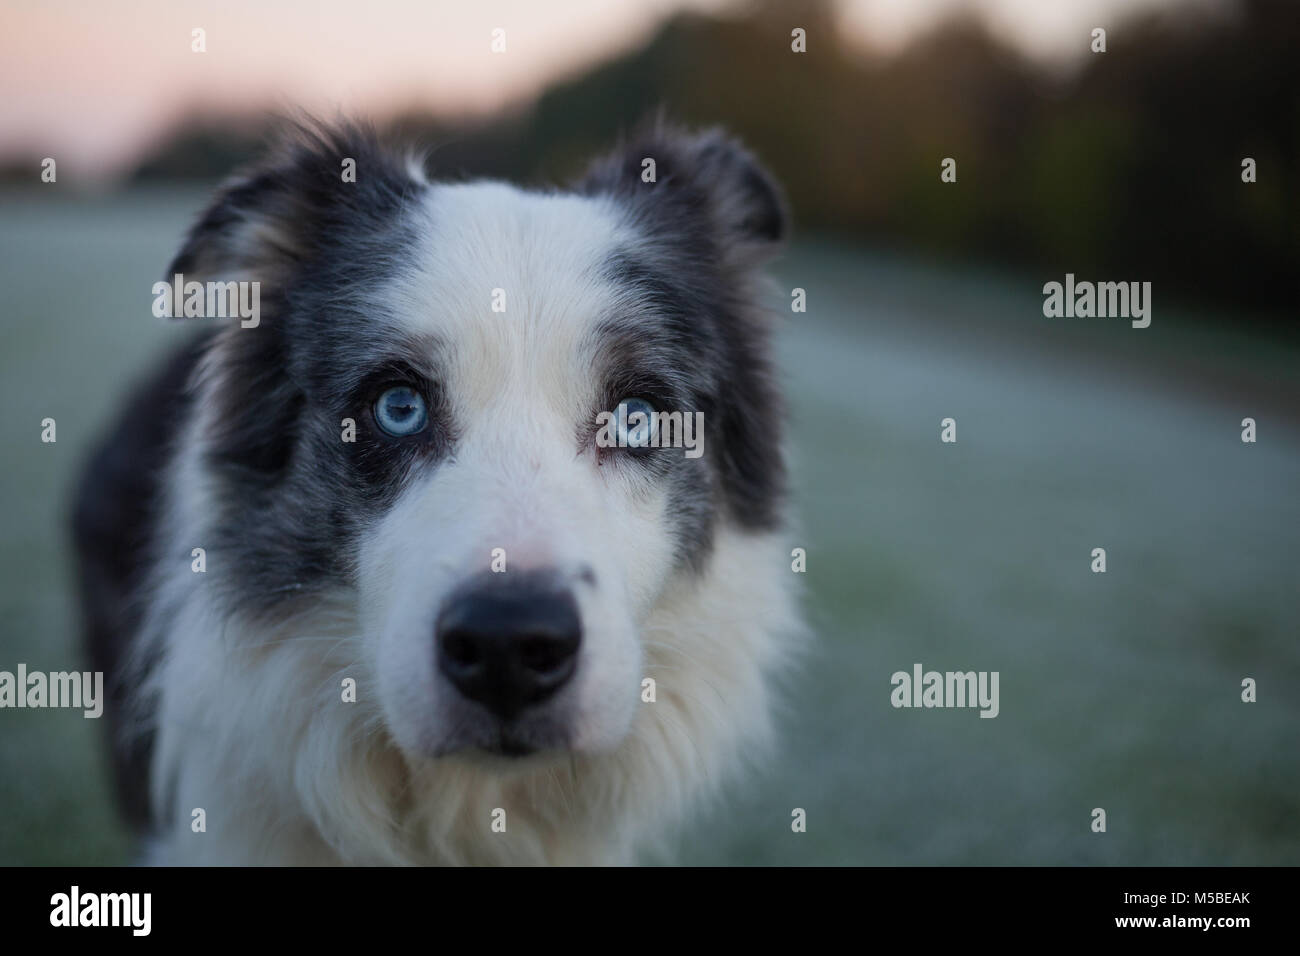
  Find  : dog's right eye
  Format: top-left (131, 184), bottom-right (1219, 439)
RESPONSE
top-left (374, 385), bottom-right (428, 437)
top-left (614, 397), bottom-right (656, 448)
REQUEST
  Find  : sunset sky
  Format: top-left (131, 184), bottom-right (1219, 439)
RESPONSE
top-left (1, 0), bottom-right (1186, 179)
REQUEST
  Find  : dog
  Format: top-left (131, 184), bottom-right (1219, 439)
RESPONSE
top-left (71, 120), bottom-right (804, 865)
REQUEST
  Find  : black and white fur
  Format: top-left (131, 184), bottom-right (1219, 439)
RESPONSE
top-left (72, 121), bottom-right (803, 865)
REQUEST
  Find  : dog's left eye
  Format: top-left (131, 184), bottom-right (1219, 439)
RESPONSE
top-left (374, 385), bottom-right (428, 437)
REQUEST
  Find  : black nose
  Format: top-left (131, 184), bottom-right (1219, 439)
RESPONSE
top-left (436, 574), bottom-right (582, 720)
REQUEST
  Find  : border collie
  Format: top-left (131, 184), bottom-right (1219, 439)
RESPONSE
top-left (72, 120), bottom-right (803, 865)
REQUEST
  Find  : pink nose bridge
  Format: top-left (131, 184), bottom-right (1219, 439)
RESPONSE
top-left (437, 397), bottom-right (597, 575)
top-left (460, 469), bottom-right (589, 577)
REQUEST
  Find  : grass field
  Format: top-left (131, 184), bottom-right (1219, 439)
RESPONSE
top-left (2, 187), bottom-right (1297, 865)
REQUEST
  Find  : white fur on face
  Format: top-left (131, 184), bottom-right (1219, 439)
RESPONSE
top-left (360, 182), bottom-right (676, 761)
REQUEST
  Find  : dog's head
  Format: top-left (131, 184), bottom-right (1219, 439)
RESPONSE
top-left (168, 121), bottom-right (788, 766)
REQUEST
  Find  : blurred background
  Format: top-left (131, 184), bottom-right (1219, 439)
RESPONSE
top-left (0, 0), bottom-right (1297, 865)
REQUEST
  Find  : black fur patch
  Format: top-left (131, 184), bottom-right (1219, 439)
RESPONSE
top-left (578, 123), bottom-right (789, 537)
top-left (165, 122), bottom-right (442, 613)
top-left (71, 332), bottom-right (210, 830)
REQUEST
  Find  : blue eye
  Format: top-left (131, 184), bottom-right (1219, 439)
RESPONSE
top-left (374, 385), bottom-right (428, 437)
top-left (616, 397), bottom-right (656, 448)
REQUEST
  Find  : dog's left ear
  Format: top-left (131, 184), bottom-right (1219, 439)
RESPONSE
top-left (165, 120), bottom-right (421, 293)
top-left (575, 123), bottom-right (788, 269)
top-left (164, 122), bottom-right (423, 478)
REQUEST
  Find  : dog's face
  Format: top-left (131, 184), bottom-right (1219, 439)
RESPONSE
top-left (170, 123), bottom-right (787, 766)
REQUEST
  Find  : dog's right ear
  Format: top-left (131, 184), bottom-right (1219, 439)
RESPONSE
top-left (575, 120), bottom-right (789, 272)
top-left (165, 120), bottom-right (422, 294)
